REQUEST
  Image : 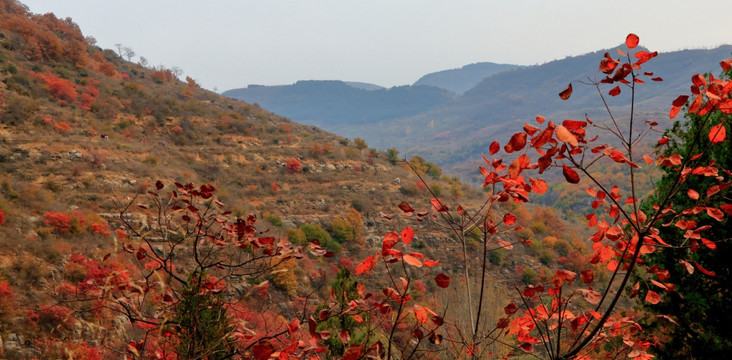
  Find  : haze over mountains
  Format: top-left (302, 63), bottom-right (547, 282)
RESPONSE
top-left (224, 45), bottom-right (732, 182)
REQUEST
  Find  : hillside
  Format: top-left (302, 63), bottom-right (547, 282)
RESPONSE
top-left (413, 61), bottom-right (524, 94)
top-left (0, 2), bottom-right (599, 358)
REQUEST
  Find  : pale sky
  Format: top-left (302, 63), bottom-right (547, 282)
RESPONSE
top-left (19, 0), bottom-right (732, 92)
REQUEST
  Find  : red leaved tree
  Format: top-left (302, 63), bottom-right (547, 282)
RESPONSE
top-left (361, 34), bottom-right (730, 359)
top-left (53, 181), bottom-right (330, 359)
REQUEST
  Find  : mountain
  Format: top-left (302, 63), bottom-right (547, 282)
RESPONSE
top-left (225, 46), bottom-right (731, 183)
top-left (413, 62), bottom-right (525, 94)
top-left (344, 81), bottom-right (385, 91)
top-left (379, 45), bottom-right (732, 182)
top-left (222, 80), bottom-right (456, 138)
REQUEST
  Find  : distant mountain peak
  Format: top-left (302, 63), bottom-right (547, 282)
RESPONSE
top-left (344, 81), bottom-right (385, 91)
top-left (413, 62), bottom-right (525, 94)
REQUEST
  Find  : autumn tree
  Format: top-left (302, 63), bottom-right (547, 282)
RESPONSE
top-left (370, 34), bottom-right (731, 360)
top-left (354, 137), bottom-right (368, 152)
top-left (54, 181), bottom-right (326, 359)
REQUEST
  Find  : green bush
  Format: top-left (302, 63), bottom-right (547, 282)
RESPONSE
top-left (300, 224), bottom-right (340, 253)
top-left (287, 229), bottom-right (306, 246)
top-left (488, 248), bottom-right (505, 265)
top-left (266, 214), bottom-right (283, 227)
top-left (329, 217), bottom-right (354, 243)
top-left (521, 268), bottom-right (538, 285)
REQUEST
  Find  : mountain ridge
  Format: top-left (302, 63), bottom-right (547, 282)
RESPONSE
top-left (225, 44), bottom-right (732, 183)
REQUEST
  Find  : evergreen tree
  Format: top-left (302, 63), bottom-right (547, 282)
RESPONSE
top-left (640, 66), bottom-right (731, 359)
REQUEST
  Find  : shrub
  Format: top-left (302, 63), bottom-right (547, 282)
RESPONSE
top-left (521, 267), bottom-right (538, 285)
top-left (329, 217), bottom-right (354, 243)
top-left (350, 199), bottom-right (364, 213)
top-left (488, 248), bottom-right (504, 265)
top-left (266, 214), bottom-right (283, 227)
top-left (31, 71), bottom-right (77, 104)
top-left (286, 158), bottom-right (302, 173)
top-left (287, 229), bottom-right (306, 246)
top-left (529, 220), bottom-right (547, 235)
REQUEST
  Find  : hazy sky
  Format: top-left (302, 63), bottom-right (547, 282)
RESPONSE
top-left (19, 0), bottom-right (732, 92)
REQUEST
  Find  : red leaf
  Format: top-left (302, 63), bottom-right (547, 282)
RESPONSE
top-left (609, 86), bottom-right (621, 96)
top-left (721, 59), bottom-right (732, 72)
top-left (519, 343), bottom-right (534, 353)
top-left (625, 33), bottom-right (639, 49)
top-left (503, 213), bottom-right (517, 226)
top-left (687, 189), bottom-right (700, 200)
top-left (508, 153), bottom-right (530, 179)
top-left (342, 344), bottom-right (364, 360)
top-left (577, 288), bottom-right (601, 304)
top-left (252, 341), bottom-right (275, 360)
top-left (670, 95), bottom-right (689, 119)
top-left (430, 198), bottom-right (448, 212)
top-left (708, 123), bottom-right (726, 144)
top-left (679, 259), bottom-right (694, 274)
top-left (504, 132), bottom-right (527, 153)
top-left (559, 83), bottom-right (573, 100)
top-left (403, 254), bottom-right (422, 267)
top-left (401, 227), bottom-right (414, 244)
top-left (529, 178), bottom-right (548, 194)
top-left (555, 125), bottom-right (579, 147)
top-left (382, 232), bottom-right (399, 253)
top-left (504, 302), bottom-right (518, 315)
top-left (656, 269), bottom-right (670, 281)
top-left (355, 254), bottom-right (379, 275)
top-left (536, 115), bottom-right (546, 124)
top-left (720, 204), bottom-right (732, 216)
top-left (691, 74), bottom-right (707, 87)
top-left (608, 150), bottom-right (629, 164)
top-left (599, 53), bottom-right (619, 74)
top-left (698, 237), bottom-right (716, 250)
top-left (523, 123), bottom-right (540, 136)
top-left (423, 259), bottom-right (441, 267)
top-left (562, 164), bottom-right (580, 184)
top-left (706, 207), bottom-right (724, 222)
top-left (435, 273), bottom-right (450, 288)
top-left (287, 318), bottom-right (300, 335)
top-left (643, 154), bottom-right (654, 164)
top-left (398, 202), bottom-right (415, 214)
top-left (645, 290), bottom-right (661, 305)
top-left (551, 269), bottom-right (576, 288)
top-left (580, 269), bottom-right (594, 283)
top-left (489, 141), bottom-right (500, 155)
top-left (693, 261), bottom-right (716, 276)
top-left (497, 240), bottom-right (513, 250)
top-left (413, 305), bottom-right (429, 324)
